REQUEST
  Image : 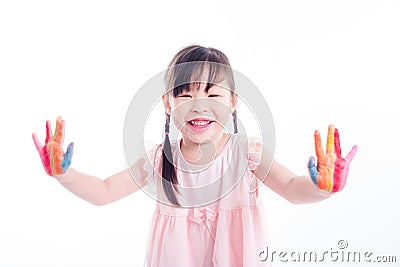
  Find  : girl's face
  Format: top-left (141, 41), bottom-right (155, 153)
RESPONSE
top-left (163, 82), bottom-right (237, 146)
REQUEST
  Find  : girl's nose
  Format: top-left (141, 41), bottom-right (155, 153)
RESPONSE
top-left (191, 98), bottom-right (209, 113)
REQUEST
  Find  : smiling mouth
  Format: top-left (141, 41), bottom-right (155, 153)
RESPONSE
top-left (187, 119), bottom-right (214, 130)
top-left (189, 120), bottom-right (212, 125)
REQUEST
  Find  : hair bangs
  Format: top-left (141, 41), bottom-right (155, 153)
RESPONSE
top-left (171, 62), bottom-right (233, 97)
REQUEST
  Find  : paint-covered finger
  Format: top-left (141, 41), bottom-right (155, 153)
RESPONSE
top-left (54, 117), bottom-right (65, 144)
top-left (45, 120), bottom-right (52, 144)
top-left (308, 156), bottom-right (318, 185)
top-left (334, 128), bottom-right (342, 157)
top-left (314, 130), bottom-right (324, 160)
top-left (345, 145), bottom-right (358, 162)
top-left (326, 124), bottom-right (335, 155)
top-left (62, 142), bottom-right (74, 173)
top-left (314, 130), bottom-right (327, 175)
top-left (52, 116), bottom-right (63, 143)
top-left (326, 125), bottom-right (336, 192)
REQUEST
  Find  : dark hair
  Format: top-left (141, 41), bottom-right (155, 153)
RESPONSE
top-left (161, 45), bottom-right (238, 205)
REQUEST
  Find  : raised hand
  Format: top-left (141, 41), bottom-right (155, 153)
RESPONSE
top-left (32, 117), bottom-right (74, 176)
top-left (307, 125), bottom-right (357, 193)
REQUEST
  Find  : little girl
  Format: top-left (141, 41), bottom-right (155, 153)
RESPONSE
top-left (32, 45), bottom-right (357, 267)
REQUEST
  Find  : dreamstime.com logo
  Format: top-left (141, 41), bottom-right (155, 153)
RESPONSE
top-left (258, 240), bottom-right (398, 264)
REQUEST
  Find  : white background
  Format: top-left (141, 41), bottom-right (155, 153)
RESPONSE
top-left (1, 0), bottom-right (399, 266)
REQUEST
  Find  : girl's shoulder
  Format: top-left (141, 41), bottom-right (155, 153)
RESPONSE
top-left (230, 134), bottom-right (264, 171)
top-left (230, 134), bottom-right (263, 152)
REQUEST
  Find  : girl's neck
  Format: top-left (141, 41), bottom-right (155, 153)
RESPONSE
top-left (180, 133), bottom-right (230, 165)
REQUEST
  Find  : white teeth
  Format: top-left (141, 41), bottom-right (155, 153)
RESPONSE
top-left (189, 120), bottom-right (211, 126)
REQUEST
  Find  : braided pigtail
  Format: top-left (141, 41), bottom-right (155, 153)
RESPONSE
top-left (232, 110), bottom-right (238, 134)
top-left (161, 114), bottom-right (179, 205)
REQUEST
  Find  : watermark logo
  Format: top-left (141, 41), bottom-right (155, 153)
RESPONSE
top-left (258, 240), bottom-right (398, 264)
top-left (337, 239), bottom-right (348, 250)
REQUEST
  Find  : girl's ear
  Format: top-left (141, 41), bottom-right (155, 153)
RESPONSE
top-left (231, 92), bottom-right (238, 112)
top-left (162, 94), bottom-right (172, 115)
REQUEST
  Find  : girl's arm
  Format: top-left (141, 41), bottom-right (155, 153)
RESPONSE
top-left (33, 117), bottom-right (149, 205)
top-left (260, 160), bottom-right (332, 204)
top-left (54, 158), bottom-right (148, 206)
top-left (252, 142), bottom-right (330, 204)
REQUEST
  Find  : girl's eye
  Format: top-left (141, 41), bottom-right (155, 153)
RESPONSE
top-left (178, 94), bottom-right (191, 98)
top-left (208, 94), bottom-right (220, 97)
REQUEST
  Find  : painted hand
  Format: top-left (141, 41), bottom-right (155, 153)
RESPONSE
top-left (32, 117), bottom-right (74, 176)
top-left (307, 125), bottom-right (357, 193)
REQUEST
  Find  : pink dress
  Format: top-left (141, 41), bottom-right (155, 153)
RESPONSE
top-left (142, 134), bottom-right (269, 267)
